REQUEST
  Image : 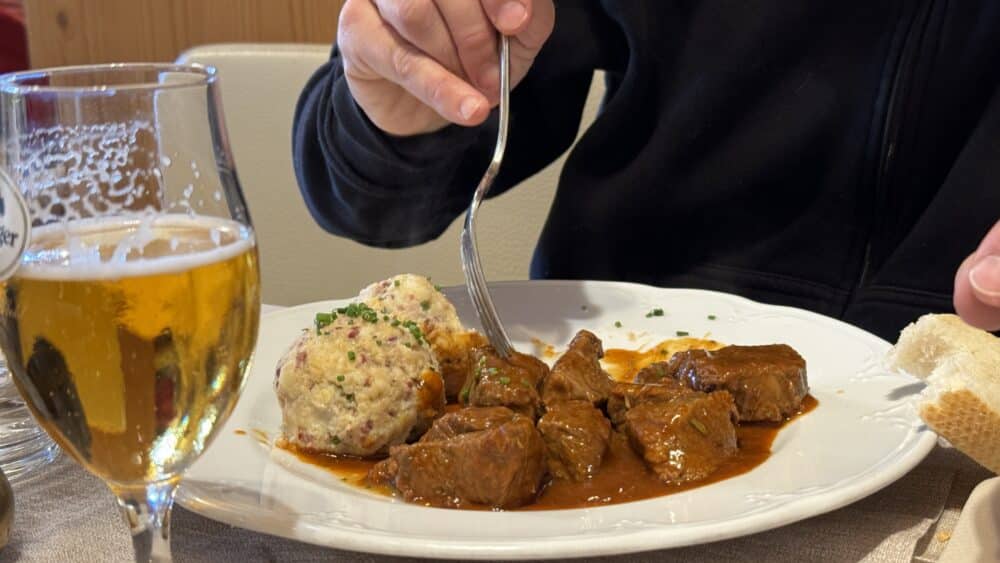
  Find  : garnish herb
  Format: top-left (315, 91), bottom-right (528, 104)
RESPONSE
top-left (400, 319), bottom-right (425, 343)
top-left (347, 350), bottom-right (356, 362)
top-left (345, 393), bottom-right (356, 402)
top-left (689, 418), bottom-right (708, 435)
top-left (614, 321), bottom-right (622, 328)
top-left (676, 330), bottom-right (689, 337)
top-left (394, 279), bottom-right (401, 287)
top-left (336, 374), bottom-right (345, 382)
top-left (498, 376), bottom-right (511, 386)
top-left (331, 435), bottom-right (341, 445)
top-left (315, 311), bottom-right (335, 333)
top-left (708, 314), bottom-right (717, 320)
top-left (645, 308), bottom-right (665, 318)
top-left (420, 300), bottom-right (431, 311)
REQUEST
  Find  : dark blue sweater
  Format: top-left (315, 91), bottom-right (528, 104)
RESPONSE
top-left (293, 1), bottom-right (1000, 341)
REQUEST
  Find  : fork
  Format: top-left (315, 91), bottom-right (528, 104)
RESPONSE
top-left (460, 34), bottom-right (515, 359)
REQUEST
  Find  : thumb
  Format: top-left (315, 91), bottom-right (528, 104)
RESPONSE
top-left (954, 220), bottom-right (1000, 331)
top-left (969, 255), bottom-right (1000, 307)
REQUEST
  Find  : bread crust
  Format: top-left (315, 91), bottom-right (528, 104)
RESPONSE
top-left (920, 389), bottom-right (1000, 474)
top-left (888, 313), bottom-right (1000, 475)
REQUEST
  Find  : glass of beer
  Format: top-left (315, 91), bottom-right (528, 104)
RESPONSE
top-left (0, 64), bottom-right (260, 562)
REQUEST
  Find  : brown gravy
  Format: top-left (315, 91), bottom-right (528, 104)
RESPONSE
top-left (602, 337), bottom-right (724, 382)
top-left (279, 395), bottom-right (818, 510)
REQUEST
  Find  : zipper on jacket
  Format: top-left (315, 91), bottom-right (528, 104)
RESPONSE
top-left (855, 0), bottom-right (936, 293)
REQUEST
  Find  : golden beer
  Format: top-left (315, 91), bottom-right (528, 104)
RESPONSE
top-left (0, 215), bottom-right (259, 489)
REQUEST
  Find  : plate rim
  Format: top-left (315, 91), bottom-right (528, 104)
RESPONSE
top-left (177, 280), bottom-right (937, 559)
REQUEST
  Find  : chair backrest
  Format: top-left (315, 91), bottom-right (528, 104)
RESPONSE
top-left (177, 43), bottom-right (604, 304)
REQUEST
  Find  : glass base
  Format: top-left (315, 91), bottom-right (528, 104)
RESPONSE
top-left (0, 368), bottom-right (58, 482)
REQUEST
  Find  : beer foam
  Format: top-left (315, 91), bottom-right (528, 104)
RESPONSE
top-left (18, 214), bottom-right (255, 280)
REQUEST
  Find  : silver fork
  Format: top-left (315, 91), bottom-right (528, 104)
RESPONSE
top-left (460, 34), bottom-right (515, 359)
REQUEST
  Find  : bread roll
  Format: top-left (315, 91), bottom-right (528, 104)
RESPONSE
top-left (887, 314), bottom-right (1000, 473)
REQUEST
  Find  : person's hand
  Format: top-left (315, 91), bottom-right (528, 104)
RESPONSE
top-left (954, 220), bottom-right (1000, 331)
top-left (337, 0), bottom-right (555, 136)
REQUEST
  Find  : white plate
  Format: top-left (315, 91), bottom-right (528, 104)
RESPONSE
top-left (177, 280), bottom-right (935, 560)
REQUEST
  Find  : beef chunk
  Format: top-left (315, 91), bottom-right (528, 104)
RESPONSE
top-left (606, 380), bottom-right (691, 427)
top-left (639, 344), bottom-right (808, 422)
top-left (633, 361), bottom-right (681, 383)
top-left (462, 347), bottom-right (549, 419)
top-left (537, 401), bottom-right (611, 481)
top-left (622, 391), bottom-right (738, 484)
top-left (369, 407), bottom-right (546, 509)
top-left (541, 330), bottom-right (612, 407)
top-left (419, 406), bottom-right (516, 442)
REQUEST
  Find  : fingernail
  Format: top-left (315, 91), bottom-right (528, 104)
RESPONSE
top-left (970, 255), bottom-right (1000, 298)
top-left (459, 97), bottom-right (482, 121)
top-left (498, 1), bottom-right (527, 31)
top-left (478, 63), bottom-right (499, 92)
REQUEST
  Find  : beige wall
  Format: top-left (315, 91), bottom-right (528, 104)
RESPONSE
top-left (23, 0), bottom-right (342, 68)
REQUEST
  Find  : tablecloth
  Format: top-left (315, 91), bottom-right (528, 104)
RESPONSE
top-left (0, 440), bottom-right (989, 562)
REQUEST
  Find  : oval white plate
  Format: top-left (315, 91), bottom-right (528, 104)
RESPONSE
top-left (177, 281), bottom-right (935, 559)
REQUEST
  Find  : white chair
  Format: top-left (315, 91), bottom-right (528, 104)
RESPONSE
top-left (177, 43), bottom-right (603, 305)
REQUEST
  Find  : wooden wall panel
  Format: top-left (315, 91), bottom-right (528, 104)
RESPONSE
top-left (23, 0), bottom-right (342, 68)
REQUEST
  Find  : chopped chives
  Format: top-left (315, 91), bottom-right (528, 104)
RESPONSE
top-left (315, 311), bottom-right (334, 333)
top-left (676, 330), bottom-right (689, 337)
top-left (689, 418), bottom-right (708, 435)
top-left (347, 350), bottom-right (356, 361)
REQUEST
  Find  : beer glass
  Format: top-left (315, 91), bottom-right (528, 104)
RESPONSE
top-left (0, 64), bottom-right (260, 562)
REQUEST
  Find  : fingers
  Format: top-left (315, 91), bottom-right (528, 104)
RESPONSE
top-left (338, 0), bottom-right (554, 132)
top-left (372, 0), bottom-right (463, 78)
top-left (970, 256), bottom-right (1000, 306)
top-left (434, 0), bottom-right (499, 92)
top-left (481, 0), bottom-right (532, 34)
top-left (340, 0), bottom-right (489, 127)
top-left (482, 0), bottom-right (555, 80)
top-left (954, 220), bottom-right (1000, 331)
top-left (970, 220), bottom-right (1000, 308)
top-left (435, 0), bottom-right (554, 101)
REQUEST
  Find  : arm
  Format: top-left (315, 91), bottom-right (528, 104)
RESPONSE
top-left (293, 0), bottom-right (594, 248)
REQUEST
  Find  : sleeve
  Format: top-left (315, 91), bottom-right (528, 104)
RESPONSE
top-left (291, 10), bottom-right (596, 249)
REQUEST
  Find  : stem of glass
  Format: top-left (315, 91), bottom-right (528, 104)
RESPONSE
top-left (115, 480), bottom-right (178, 563)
